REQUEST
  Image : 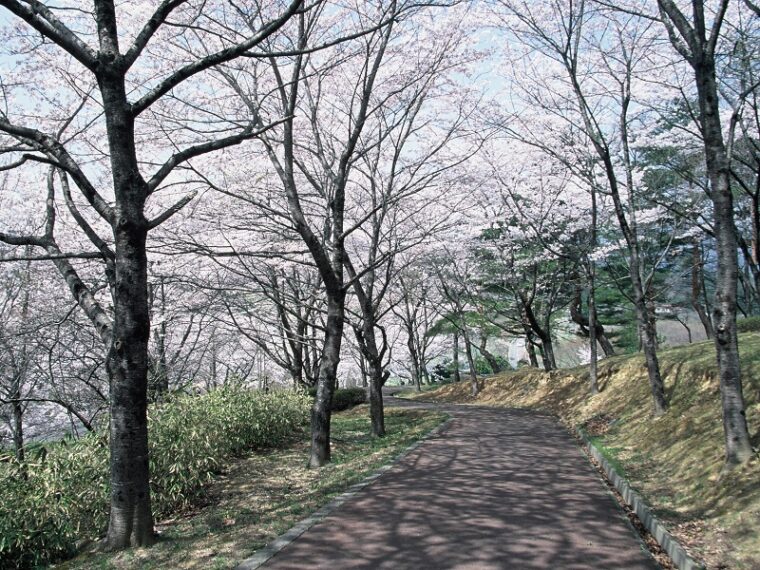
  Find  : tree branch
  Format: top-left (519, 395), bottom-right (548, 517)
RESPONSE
top-left (131, 0), bottom-right (303, 116)
top-left (0, 0), bottom-right (98, 70)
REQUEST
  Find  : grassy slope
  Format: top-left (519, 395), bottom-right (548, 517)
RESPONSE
top-left (59, 407), bottom-right (446, 570)
top-left (409, 333), bottom-right (760, 570)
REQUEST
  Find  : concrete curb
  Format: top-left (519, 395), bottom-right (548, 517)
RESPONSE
top-left (235, 416), bottom-right (454, 570)
top-left (577, 429), bottom-right (705, 570)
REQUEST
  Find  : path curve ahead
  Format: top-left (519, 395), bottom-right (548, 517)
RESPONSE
top-left (258, 394), bottom-right (658, 570)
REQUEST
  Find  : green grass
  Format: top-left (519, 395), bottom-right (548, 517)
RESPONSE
top-left (413, 333), bottom-right (760, 569)
top-left (59, 407), bottom-right (447, 570)
top-left (586, 434), bottom-right (628, 478)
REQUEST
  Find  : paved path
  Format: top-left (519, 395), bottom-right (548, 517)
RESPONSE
top-left (259, 397), bottom-right (658, 569)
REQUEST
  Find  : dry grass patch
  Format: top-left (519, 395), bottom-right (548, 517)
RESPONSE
top-left (409, 334), bottom-right (760, 569)
top-left (57, 407), bottom-right (446, 570)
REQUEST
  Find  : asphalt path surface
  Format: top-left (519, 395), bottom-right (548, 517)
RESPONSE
top-left (260, 392), bottom-right (659, 569)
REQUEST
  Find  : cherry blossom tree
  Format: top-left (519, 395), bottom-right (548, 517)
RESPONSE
top-left (0, 0), bottom-right (304, 548)
top-left (654, 0), bottom-right (755, 467)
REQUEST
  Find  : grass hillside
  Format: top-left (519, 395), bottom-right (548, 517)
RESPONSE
top-left (409, 333), bottom-right (760, 569)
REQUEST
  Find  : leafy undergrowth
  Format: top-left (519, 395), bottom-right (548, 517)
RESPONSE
top-left (2, 388), bottom-right (310, 570)
top-left (406, 333), bottom-right (760, 570)
top-left (58, 407), bottom-right (446, 570)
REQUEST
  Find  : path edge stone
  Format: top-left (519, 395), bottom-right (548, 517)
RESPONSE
top-left (576, 428), bottom-right (705, 570)
top-left (234, 416), bottom-right (454, 570)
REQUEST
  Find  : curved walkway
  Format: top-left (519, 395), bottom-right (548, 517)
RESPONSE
top-left (256, 395), bottom-right (658, 569)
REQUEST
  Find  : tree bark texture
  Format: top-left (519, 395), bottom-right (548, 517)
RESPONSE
top-left (101, 69), bottom-right (155, 547)
top-left (308, 293), bottom-right (344, 468)
top-left (695, 59), bottom-right (753, 466)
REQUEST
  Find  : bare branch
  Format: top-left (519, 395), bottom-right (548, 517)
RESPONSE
top-left (146, 191), bottom-right (196, 229)
top-left (146, 117), bottom-right (290, 193)
top-left (131, 0), bottom-right (303, 115)
top-left (0, 0), bottom-right (98, 70)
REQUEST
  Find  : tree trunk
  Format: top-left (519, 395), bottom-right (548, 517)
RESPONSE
top-left (571, 283), bottom-right (615, 358)
top-left (588, 275), bottom-right (599, 395)
top-left (407, 327), bottom-right (422, 391)
top-left (692, 240), bottom-right (714, 339)
top-left (634, 291), bottom-right (668, 417)
top-left (11, 392), bottom-right (24, 463)
top-left (520, 297), bottom-right (556, 371)
top-left (525, 330), bottom-right (539, 368)
top-left (478, 335), bottom-right (501, 374)
top-left (308, 293), bottom-right (344, 467)
top-left (539, 336), bottom-right (556, 371)
top-left (452, 330), bottom-right (461, 382)
top-left (100, 70), bottom-right (155, 548)
top-left (695, 60), bottom-right (753, 468)
top-left (461, 329), bottom-right (479, 396)
top-left (367, 358), bottom-right (385, 437)
top-left (105, 223), bottom-right (154, 549)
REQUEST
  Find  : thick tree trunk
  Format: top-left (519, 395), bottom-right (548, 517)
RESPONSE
top-left (105, 224), bottom-right (154, 549)
top-left (308, 293), bottom-right (344, 467)
top-left (695, 61), bottom-right (753, 468)
top-left (452, 330), bottom-right (461, 382)
top-left (367, 359), bottom-right (385, 437)
top-left (100, 68), bottom-right (155, 548)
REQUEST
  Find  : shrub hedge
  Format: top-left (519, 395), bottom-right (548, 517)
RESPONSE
top-left (307, 386), bottom-right (367, 411)
top-left (0, 388), bottom-right (310, 569)
top-left (736, 316), bottom-right (760, 333)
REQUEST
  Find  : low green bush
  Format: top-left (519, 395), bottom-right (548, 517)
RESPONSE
top-left (307, 386), bottom-right (367, 411)
top-left (737, 316), bottom-right (760, 333)
top-left (0, 387), bottom-right (310, 569)
top-left (331, 387), bottom-right (367, 411)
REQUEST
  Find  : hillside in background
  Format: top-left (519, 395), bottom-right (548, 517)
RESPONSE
top-left (408, 333), bottom-right (760, 569)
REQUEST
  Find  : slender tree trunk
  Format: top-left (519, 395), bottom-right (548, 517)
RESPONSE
top-left (461, 329), bottom-right (479, 396)
top-left (452, 330), bottom-right (461, 382)
top-left (588, 272), bottom-right (599, 395)
top-left (406, 325), bottom-right (422, 391)
top-left (633, 292), bottom-right (667, 416)
top-left (11, 392), bottom-right (24, 463)
top-left (645, 288), bottom-right (659, 349)
top-left (308, 292), bottom-right (344, 467)
top-left (539, 337), bottom-right (556, 371)
top-left (567, 33), bottom-right (667, 415)
top-left (570, 284), bottom-right (615, 358)
top-left (478, 335), bottom-right (501, 374)
top-left (525, 330), bottom-right (539, 368)
top-left (358, 352), bottom-right (368, 388)
top-left (692, 240), bottom-right (714, 339)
